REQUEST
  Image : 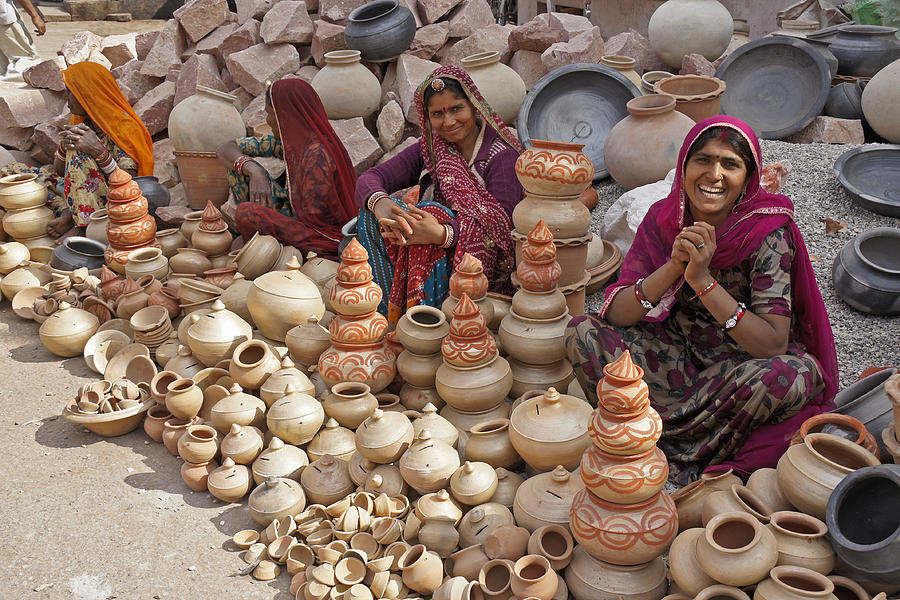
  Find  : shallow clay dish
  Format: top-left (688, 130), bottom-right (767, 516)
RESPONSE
top-left (130, 305), bottom-right (170, 332)
top-left (62, 392), bottom-right (152, 436)
top-left (11, 286), bottom-right (45, 319)
top-left (517, 63), bottom-right (641, 180)
top-left (715, 37), bottom-right (830, 139)
top-left (124, 354), bottom-right (158, 386)
top-left (83, 329), bottom-right (131, 374)
top-left (103, 342), bottom-right (151, 382)
top-left (834, 144), bottom-right (900, 218)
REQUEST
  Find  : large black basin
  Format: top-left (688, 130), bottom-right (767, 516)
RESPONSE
top-left (834, 144), bottom-right (900, 218)
top-left (715, 37), bottom-right (830, 139)
top-left (832, 226), bottom-right (900, 316)
top-left (517, 64), bottom-right (641, 181)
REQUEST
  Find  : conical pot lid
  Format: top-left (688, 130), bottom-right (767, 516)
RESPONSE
top-left (254, 256), bottom-right (321, 299)
top-left (187, 299), bottom-right (252, 343)
top-left (510, 387), bottom-right (592, 441)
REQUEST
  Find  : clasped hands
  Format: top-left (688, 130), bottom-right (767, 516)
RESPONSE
top-left (374, 199), bottom-right (445, 246)
top-left (59, 124), bottom-right (105, 159)
top-left (671, 222), bottom-right (717, 285)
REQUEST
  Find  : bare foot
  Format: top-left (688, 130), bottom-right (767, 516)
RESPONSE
top-left (47, 210), bottom-right (74, 238)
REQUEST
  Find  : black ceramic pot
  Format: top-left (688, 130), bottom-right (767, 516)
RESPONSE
top-left (49, 236), bottom-right (106, 271)
top-left (829, 367), bottom-right (897, 457)
top-left (344, 0), bottom-right (416, 63)
top-left (833, 144), bottom-right (900, 218)
top-left (821, 24), bottom-right (900, 78)
top-left (134, 176), bottom-right (171, 218)
top-left (832, 227), bottom-right (900, 316)
top-left (338, 216), bottom-right (358, 256)
top-left (825, 81), bottom-right (865, 120)
top-left (826, 464), bottom-right (900, 585)
top-left (772, 34), bottom-right (839, 79)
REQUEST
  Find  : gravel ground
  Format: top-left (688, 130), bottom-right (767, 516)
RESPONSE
top-left (584, 140), bottom-right (900, 389)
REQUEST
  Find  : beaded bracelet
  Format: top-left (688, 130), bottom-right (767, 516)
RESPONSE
top-left (367, 191), bottom-right (390, 213)
top-left (690, 279), bottom-right (718, 301)
top-left (441, 223), bottom-right (454, 248)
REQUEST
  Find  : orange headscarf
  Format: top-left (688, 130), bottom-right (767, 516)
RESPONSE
top-left (61, 61), bottom-right (155, 176)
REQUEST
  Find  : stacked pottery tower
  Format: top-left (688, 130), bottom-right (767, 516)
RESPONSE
top-left (0, 173), bottom-right (55, 249)
top-left (318, 238), bottom-right (396, 393)
top-left (191, 200), bottom-right (232, 262)
top-left (440, 253), bottom-right (495, 331)
top-left (500, 219), bottom-right (574, 397)
top-left (567, 351), bottom-right (677, 583)
top-left (513, 140), bottom-right (595, 315)
top-left (434, 293), bottom-right (513, 427)
top-left (104, 168), bottom-right (158, 274)
top-left (395, 303), bottom-right (450, 413)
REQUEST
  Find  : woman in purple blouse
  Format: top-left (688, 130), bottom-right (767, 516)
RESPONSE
top-left (355, 66), bottom-right (524, 325)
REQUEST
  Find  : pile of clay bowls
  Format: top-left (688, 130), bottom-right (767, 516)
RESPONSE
top-left (833, 145), bottom-right (900, 218)
top-left (829, 367), bottom-right (897, 456)
top-left (517, 63), bottom-right (641, 180)
top-left (715, 37), bottom-right (831, 139)
top-left (83, 329), bottom-right (132, 374)
top-left (50, 237), bottom-right (106, 271)
top-left (831, 227), bottom-right (900, 315)
top-left (130, 305), bottom-right (175, 350)
top-left (62, 380), bottom-right (153, 436)
top-left (178, 279), bottom-right (224, 314)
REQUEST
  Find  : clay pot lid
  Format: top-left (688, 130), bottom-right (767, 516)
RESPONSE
top-left (518, 466), bottom-right (584, 516)
top-left (450, 460), bottom-right (498, 495)
top-left (336, 238), bottom-right (373, 284)
top-left (412, 403), bottom-right (458, 446)
top-left (253, 256), bottom-right (321, 299)
top-left (39, 301), bottom-right (99, 336)
top-left (356, 408), bottom-right (411, 449)
top-left (309, 418), bottom-right (356, 455)
top-left (267, 383), bottom-right (321, 420)
top-left (186, 299), bottom-right (252, 342)
top-left (215, 382), bottom-right (265, 413)
top-left (249, 475), bottom-right (305, 513)
top-left (300, 252), bottom-right (340, 284)
top-left (401, 430), bottom-right (458, 469)
top-left (254, 436), bottom-right (309, 475)
top-left (209, 457), bottom-right (250, 486)
top-left (521, 220), bottom-right (557, 263)
top-left (261, 357), bottom-right (314, 392)
top-left (602, 349), bottom-right (644, 381)
top-left (416, 489), bottom-right (463, 524)
top-left (0, 242), bottom-right (30, 270)
top-left (510, 387), bottom-right (593, 441)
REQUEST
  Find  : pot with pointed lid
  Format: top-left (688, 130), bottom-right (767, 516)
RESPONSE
top-left (364, 463), bottom-right (408, 497)
top-left (356, 408), bottom-right (414, 464)
top-left (323, 381), bottom-right (378, 429)
top-left (209, 382), bottom-right (267, 433)
top-left (220, 423), bottom-right (265, 464)
top-left (1, 262), bottom-right (50, 300)
top-left (191, 201), bottom-right (232, 256)
top-left (286, 316), bottom-right (332, 367)
top-left (509, 387), bottom-right (593, 472)
top-left (308, 418), bottom-right (356, 462)
top-left (597, 349), bottom-right (651, 414)
top-left (0, 242), bottom-right (30, 274)
top-left (513, 466), bottom-right (584, 533)
top-left (416, 489), bottom-right (463, 525)
top-left (399, 430), bottom-right (460, 493)
top-left (301, 454), bottom-right (355, 505)
top-left (459, 502), bottom-right (515, 548)
top-left (185, 298), bottom-right (252, 367)
top-left (39, 301), bottom-right (100, 357)
top-left (247, 256), bottom-right (326, 342)
top-left (260, 356), bottom-right (315, 407)
top-left (165, 344), bottom-right (204, 379)
top-left (450, 461), bottom-right (498, 505)
top-left (329, 238), bottom-right (382, 315)
top-left (207, 457), bottom-right (252, 502)
top-left (491, 467), bottom-right (524, 509)
top-left (248, 476), bottom-right (308, 526)
top-left (219, 272), bottom-right (254, 326)
top-left (253, 436), bottom-right (309, 484)
top-left (266, 384), bottom-right (325, 445)
top-left (412, 403), bottom-right (458, 448)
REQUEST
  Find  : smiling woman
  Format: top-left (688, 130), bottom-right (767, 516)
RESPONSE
top-left (565, 116), bottom-right (838, 483)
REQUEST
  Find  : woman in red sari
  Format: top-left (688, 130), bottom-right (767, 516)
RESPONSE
top-left (216, 78), bottom-right (357, 259)
top-left (566, 116), bottom-right (838, 483)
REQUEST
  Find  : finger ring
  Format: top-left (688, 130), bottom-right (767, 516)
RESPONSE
top-left (696, 242), bottom-right (705, 249)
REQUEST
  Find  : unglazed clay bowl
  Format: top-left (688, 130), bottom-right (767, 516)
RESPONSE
top-left (62, 392), bottom-right (152, 436)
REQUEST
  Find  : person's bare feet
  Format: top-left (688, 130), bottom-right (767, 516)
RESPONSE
top-left (47, 210), bottom-right (74, 239)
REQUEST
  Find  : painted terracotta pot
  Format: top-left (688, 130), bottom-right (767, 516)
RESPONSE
top-left (580, 445), bottom-right (669, 505)
top-left (514, 140), bottom-right (595, 197)
top-left (563, 545), bottom-right (667, 600)
top-left (588, 403), bottom-right (663, 456)
top-left (596, 349), bottom-right (650, 414)
top-left (318, 342), bottom-right (397, 394)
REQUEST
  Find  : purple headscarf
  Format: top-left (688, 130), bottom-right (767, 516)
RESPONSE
top-left (601, 115), bottom-right (838, 408)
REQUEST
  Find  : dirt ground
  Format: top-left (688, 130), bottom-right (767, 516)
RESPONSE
top-left (29, 13), bottom-right (166, 61)
top-left (0, 303), bottom-right (293, 598)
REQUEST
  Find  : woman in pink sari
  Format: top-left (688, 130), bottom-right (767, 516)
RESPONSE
top-left (566, 116), bottom-right (838, 482)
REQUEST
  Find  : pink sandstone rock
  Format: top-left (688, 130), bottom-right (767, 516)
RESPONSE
top-left (241, 94), bottom-right (267, 135)
top-left (509, 49), bottom-right (547, 90)
top-left (602, 29), bottom-right (656, 75)
top-left (311, 20), bottom-right (347, 67)
top-left (437, 24), bottom-right (516, 66)
top-left (319, 0), bottom-right (367, 24)
top-left (23, 57), bottom-right (66, 91)
top-left (59, 30), bottom-right (103, 65)
top-left (0, 126), bottom-right (33, 151)
top-left (156, 205), bottom-right (193, 227)
top-left (133, 80), bottom-right (176, 136)
top-left (396, 53), bottom-right (441, 123)
top-left (135, 30), bottom-right (160, 61)
top-left (30, 114), bottom-right (68, 159)
top-left (196, 22), bottom-right (238, 68)
top-left (226, 43), bottom-right (301, 97)
top-left (784, 117), bottom-right (865, 145)
top-left (447, 0), bottom-right (494, 38)
top-left (261, 1), bottom-right (314, 44)
top-left (100, 33), bottom-right (138, 69)
top-left (508, 20), bottom-right (566, 53)
top-left (220, 65), bottom-right (236, 90)
top-left (376, 136), bottom-right (416, 165)
top-left (112, 59), bottom-right (164, 106)
top-left (541, 26), bottom-right (603, 72)
top-left (296, 65), bottom-right (320, 83)
top-left (175, 53), bottom-right (228, 105)
top-left (407, 22), bottom-right (450, 60)
top-left (679, 53), bottom-right (715, 77)
top-left (174, 0), bottom-right (230, 44)
top-left (230, 87), bottom-right (254, 112)
top-left (235, 0), bottom-right (273, 24)
top-left (140, 20), bottom-right (186, 78)
top-left (220, 19), bottom-right (261, 64)
top-left (548, 12), bottom-right (593, 38)
top-left (376, 99), bottom-right (405, 151)
top-left (417, 0), bottom-right (463, 24)
top-left (152, 137), bottom-right (180, 188)
top-left (0, 88), bottom-right (66, 128)
top-left (329, 117), bottom-right (383, 173)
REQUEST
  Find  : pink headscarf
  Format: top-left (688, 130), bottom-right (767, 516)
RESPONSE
top-left (601, 115), bottom-right (838, 408)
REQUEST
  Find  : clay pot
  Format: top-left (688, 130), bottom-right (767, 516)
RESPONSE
top-left (701, 484), bottom-right (774, 526)
top-left (248, 476), bottom-right (307, 526)
top-left (461, 51), bottom-right (526, 124)
top-left (343, 0), bottom-right (415, 62)
top-left (192, 228), bottom-right (232, 258)
top-left (435, 356), bottom-right (513, 414)
top-left (411, 402), bottom-right (457, 447)
top-left (259, 357), bottom-right (314, 407)
top-left (499, 310), bottom-right (569, 366)
top-left (513, 466), bottom-right (583, 533)
top-left (319, 382), bottom-right (375, 429)
top-left (648, 0), bottom-right (733, 67)
top-left (654, 75), bottom-right (727, 122)
top-left (285, 316), bottom-right (331, 366)
top-left (604, 94), bottom-right (695, 191)
top-left (181, 459), bottom-right (217, 491)
top-left (266, 384), bottom-right (325, 445)
top-left (484, 523), bottom-right (530, 561)
top-left (776, 432), bottom-right (880, 520)
top-left (328, 310), bottom-right (388, 346)
top-left (3, 204), bottom-right (53, 239)
top-left (479, 558), bottom-right (515, 600)
top-left (669, 528), bottom-right (718, 596)
top-left (601, 54), bottom-right (642, 89)
top-left (147, 287), bottom-right (180, 320)
top-left (234, 232), bottom-right (281, 280)
top-left (307, 418), bottom-right (355, 462)
top-left (124, 247), bottom-right (169, 281)
top-left (209, 383), bottom-right (267, 433)
top-left (221, 423), bottom-right (265, 464)
top-left (509, 387), bottom-right (592, 472)
top-left (164, 345), bottom-right (204, 379)
top-left (514, 140), bottom-right (594, 197)
top-left (861, 57), bottom-right (900, 143)
top-left (827, 575), bottom-right (870, 600)
top-left (696, 586), bottom-right (751, 600)
top-left (399, 430), bottom-right (460, 493)
top-left (252, 436), bottom-right (309, 484)
top-left (399, 544), bottom-right (443, 594)
top-left (491, 467), bottom-right (524, 509)
top-left (161, 416), bottom-right (201, 454)
top-left (459, 503), bottom-right (516, 548)
top-left (564, 546), bottom-right (668, 600)
top-left (1, 263), bottom-right (50, 300)
top-left (767, 511), bottom-right (835, 575)
top-left (156, 228), bottom-right (187, 258)
top-left (356, 408), bottom-right (414, 464)
top-left (207, 457), bottom-right (252, 502)
top-left (318, 340), bottom-right (398, 394)
top-left (185, 299), bottom-right (252, 367)
top-left (745, 467), bottom-right (793, 513)
top-left (695, 511), bottom-right (778, 587)
top-left (248, 256), bottom-right (325, 342)
top-left (143, 405), bottom-right (171, 442)
top-left (580, 445), bottom-right (669, 505)
top-left (169, 247), bottom-right (212, 276)
top-left (831, 368), bottom-right (896, 458)
top-left (754, 566), bottom-right (839, 600)
top-left (570, 488), bottom-right (678, 565)
top-left (418, 515), bottom-right (459, 558)
top-left (173, 152), bottom-right (229, 209)
top-left (396, 349), bottom-right (442, 388)
top-left (168, 86), bottom-right (245, 153)
top-left (300, 454), bottom-right (355, 506)
top-left (177, 423), bottom-right (219, 463)
top-left (588, 403), bottom-right (663, 456)
top-left (0, 242), bottom-right (30, 274)
top-left (510, 555), bottom-right (557, 600)
top-left (394, 305), bottom-right (450, 355)
top-left (825, 25), bottom-right (900, 78)
top-left (450, 461), bottom-right (498, 506)
top-left (0, 173), bottom-right (45, 210)
top-left (229, 339), bottom-right (281, 390)
top-left (465, 419), bottom-right (521, 470)
top-left (791, 413), bottom-right (880, 460)
top-left (311, 50), bottom-right (381, 119)
top-left (39, 301), bottom-right (100, 357)
top-left (447, 544), bottom-right (489, 581)
top-left (527, 525), bottom-right (574, 571)
top-left (701, 468), bottom-right (742, 492)
top-left (166, 377), bottom-right (203, 419)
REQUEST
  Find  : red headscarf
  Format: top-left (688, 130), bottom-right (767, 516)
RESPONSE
top-left (270, 78), bottom-right (358, 243)
top-left (600, 115), bottom-right (838, 406)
